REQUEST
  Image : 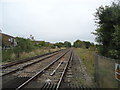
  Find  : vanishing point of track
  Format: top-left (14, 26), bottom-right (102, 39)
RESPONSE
top-left (2, 48), bottom-right (95, 90)
top-left (2, 48), bottom-right (73, 89)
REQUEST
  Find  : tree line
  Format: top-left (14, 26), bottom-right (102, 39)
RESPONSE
top-left (13, 37), bottom-right (94, 51)
top-left (93, 1), bottom-right (120, 59)
top-left (4, 37), bottom-right (94, 58)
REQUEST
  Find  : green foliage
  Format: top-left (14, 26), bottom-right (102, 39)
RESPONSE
top-left (13, 37), bottom-right (35, 58)
top-left (33, 41), bottom-right (51, 48)
top-left (76, 48), bottom-right (95, 76)
top-left (49, 44), bottom-right (56, 49)
top-left (54, 41), bottom-right (71, 48)
top-left (2, 36), bottom-right (63, 62)
top-left (2, 49), bottom-right (14, 62)
top-left (73, 40), bottom-right (84, 48)
top-left (83, 41), bottom-right (92, 49)
top-left (38, 41), bottom-right (50, 47)
top-left (64, 41), bottom-right (71, 47)
top-left (113, 25), bottom-right (120, 46)
top-left (112, 25), bottom-right (120, 58)
top-left (73, 40), bottom-right (93, 49)
top-left (94, 1), bottom-right (120, 59)
top-left (54, 42), bottom-right (64, 48)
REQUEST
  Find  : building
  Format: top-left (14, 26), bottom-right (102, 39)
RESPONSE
top-left (0, 33), bottom-right (17, 49)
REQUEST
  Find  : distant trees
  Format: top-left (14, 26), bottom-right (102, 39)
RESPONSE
top-left (64, 41), bottom-right (71, 47)
top-left (33, 40), bottom-right (72, 49)
top-left (93, 1), bottom-right (120, 59)
top-left (38, 41), bottom-right (48, 47)
top-left (53, 40), bottom-right (93, 49)
top-left (73, 40), bottom-right (94, 49)
top-left (54, 41), bottom-right (71, 48)
top-left (73, 40), bottom-right (84, 48)
top-left (33, 41), bottom-right (72, 48)
top-left (54, 42), bottom-right (64, 48)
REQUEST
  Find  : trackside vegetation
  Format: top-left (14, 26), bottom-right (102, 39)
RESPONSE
top-left (73, 40), bottom-right (94, 49)
top-left (2, 34), bottom-right (96, 63)
top-left (2, 37), bottom-right (72, 63)
top-left (75, 1), bottom-right (120, 88)
top-left (93, 1), bottom-right (120, 59)
top-left (76, 48), bottom-right (96, 75)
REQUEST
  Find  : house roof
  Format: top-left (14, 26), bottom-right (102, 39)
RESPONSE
top-left (0, 33), bottom-right (15, 38)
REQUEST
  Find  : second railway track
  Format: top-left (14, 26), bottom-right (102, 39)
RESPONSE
top-left (1, 49), bottom-right (65, 76)
top-left (1, 49), bottom-right (63, 69)
top-left (2, 49), bottom-right (71, 89)
top-left (2, 48), bottom-right (96, 89)
top-left (17, 49), bottom-right (73, 90)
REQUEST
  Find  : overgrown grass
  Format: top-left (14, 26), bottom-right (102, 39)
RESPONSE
top-left (2, 48), bottom-right (61, 63)
top-left (75, 48), bottom-right (95, 76)
top-left (98, 56), bottom-right (118, 88)
top-left (76, 48), bottom-right (118, 88)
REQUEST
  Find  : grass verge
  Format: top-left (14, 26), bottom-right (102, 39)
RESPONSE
top-left (2, 48), bottom-right (61, 64)
top-left (75, 48), bottom-right (95, 77)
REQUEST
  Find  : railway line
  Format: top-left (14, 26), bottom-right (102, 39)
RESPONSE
top-left (60, 50), bottom-right (95, 89)
top-left (1, 49), bottom-right (63, 69)
top-left (2, 48), bottom-right (95, 89)
top-left (2, 49), bottom-right (70, 89)
top-left (17, 49), bottom-right (73, 90)
top-left (1, 49), bottom-right (65, 76)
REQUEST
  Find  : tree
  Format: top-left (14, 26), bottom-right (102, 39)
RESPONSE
top-left (112, 25), bottom-right (120, 58)
top-left (83, 41), bottom-right (91, 49)
top-left (73, 40), bottom-right (85, 48)
top-left (73, 40), bottom-right (93, 49)
top-left (93, 1), bottom-right (120, 59)
top-left (14, 37), bottom-right (34, 58)
top-left (64, 41), bottom-right (71, 47)
top-left (54, 42), bottom-right (64, 48)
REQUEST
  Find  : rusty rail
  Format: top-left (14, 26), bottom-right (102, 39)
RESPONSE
top-left (15, 50), bottom-right (70, 90)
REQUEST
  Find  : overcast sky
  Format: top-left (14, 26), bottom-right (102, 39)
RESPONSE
top-left (0, 0), bottom-right (112, 43)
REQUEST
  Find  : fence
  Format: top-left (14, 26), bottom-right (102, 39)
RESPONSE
top-left (95, 54), bottom-right (120, 88)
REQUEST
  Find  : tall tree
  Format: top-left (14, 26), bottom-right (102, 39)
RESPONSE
top-left (93, 1), bottom-right (120, 59)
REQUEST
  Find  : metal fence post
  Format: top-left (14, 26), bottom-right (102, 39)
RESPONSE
top-left (94, 53), bottom-right (99, 88)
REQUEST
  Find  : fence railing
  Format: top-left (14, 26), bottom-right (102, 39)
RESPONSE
top-left (94, 54), bottom-right (119, 88)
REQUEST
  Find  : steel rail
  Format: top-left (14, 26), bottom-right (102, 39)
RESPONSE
top-left (50, 61), bottom-right (63, 76)
top-left (1, 51), bottom-right (59, 77)
top-left (15, 50), bottom-right (70, 90)
top-left (56, 50), bottom-right (73, 90)
top-left (2, 49), bottom-right (64, 69)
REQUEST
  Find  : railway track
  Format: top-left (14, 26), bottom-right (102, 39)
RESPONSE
top-left (15, 49), bottom-right (72, 90)
top-left (2, 49), bottom-right (70, 89)
top-left (2, 48), bottom-right (96, 89)
top-left (1, 49), bottom-right (65, 76)
top-left (60, 50), bottom-right (96, 89)
top-left (1, 49), bottom-right (63, 69)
